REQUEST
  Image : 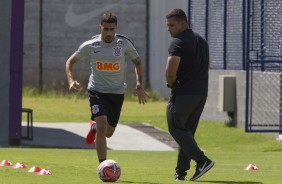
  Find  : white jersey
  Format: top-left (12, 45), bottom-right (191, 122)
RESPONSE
top-left (74, 34), bottom-right (139, 94)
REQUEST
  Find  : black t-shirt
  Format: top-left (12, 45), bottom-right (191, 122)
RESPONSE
top-left (168, 29), bottom-right (209, 95)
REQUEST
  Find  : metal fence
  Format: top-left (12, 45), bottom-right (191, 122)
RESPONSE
top-left (245, 0), bottom-right (282, 132)
top-left (246, 60), bottom-right (282, 132)
top-left (188, 0), bottom-right (282, 69)
top-left (188, 0), bottom-right (282, 132)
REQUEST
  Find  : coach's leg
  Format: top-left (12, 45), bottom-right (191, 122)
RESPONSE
top-left (175, 148), bottom-right (191, 176)
top-left (95, 115), bottom-right (108, 161)
top-left (167, 102), bottom-right (191, 177)
top-left (167, 96), bottom-right (206, 161)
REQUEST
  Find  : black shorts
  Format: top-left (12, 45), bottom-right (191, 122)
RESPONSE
top-left (88, 90), bottom-right (124, 127)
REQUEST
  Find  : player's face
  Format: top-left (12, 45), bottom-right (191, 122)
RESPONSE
top-left (100, 22), bottom-right (117, 43)
top-left (166, 18), bottom-right (185, 37)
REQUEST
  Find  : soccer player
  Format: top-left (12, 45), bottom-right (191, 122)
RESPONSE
top-left (165, 9), bottom-right (214, 181)
top-left (66, 12), bottom-right (147, 164)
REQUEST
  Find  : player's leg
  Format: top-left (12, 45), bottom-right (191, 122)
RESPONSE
top-left (95, 115), bottom-right (108, 162)
top-left (87, 90), bottom-right (109, 163)
top-left (91, 92), bottom-right (124, 163)
top-left (106, 123), bottom-right (116, 138)
top-left (86, 90), bottom-right (105, 144)
top-left (104, 93), bottom-right (124, 138)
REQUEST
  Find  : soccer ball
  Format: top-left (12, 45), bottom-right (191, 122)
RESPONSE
top-left (97, 160), bottom-right (121, 182)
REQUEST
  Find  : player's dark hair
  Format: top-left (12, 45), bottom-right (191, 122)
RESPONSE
top-left (101, 12), bottom-right (117, 25)
top-left (166, 8), bottom-right (188, 23)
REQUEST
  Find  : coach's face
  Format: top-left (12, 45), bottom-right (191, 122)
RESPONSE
top-left (100, 22), bottom-right (117, 43)
top-left (166, 18), bottom-right (186, 37)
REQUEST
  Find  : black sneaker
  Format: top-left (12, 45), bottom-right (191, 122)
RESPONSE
top-left (174, 173), bottom-right (187, 181)
top-left (190, 158), bottom-right (214, 181)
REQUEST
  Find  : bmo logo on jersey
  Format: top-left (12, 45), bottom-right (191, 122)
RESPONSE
top-left (96, 61), bottom-right (120, 71)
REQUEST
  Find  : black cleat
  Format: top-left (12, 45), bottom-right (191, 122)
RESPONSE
top-left (190, 158), bottom-right (214, 181)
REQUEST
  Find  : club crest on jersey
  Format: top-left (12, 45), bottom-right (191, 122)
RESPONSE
top-left (113, 46), bottom-right (122, 57)
top-left (91, 105), bottom-right (99, 114)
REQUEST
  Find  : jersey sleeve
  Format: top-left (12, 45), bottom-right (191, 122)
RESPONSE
top-left (168, 38), bottom-right (183, 57)
top-left (124, 39), bottom-right (139, 60)
top-left (74, 41), bottom-right (90, 60)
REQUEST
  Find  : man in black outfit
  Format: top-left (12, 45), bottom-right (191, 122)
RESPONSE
top-left (165, 8), bottom-right (214, 181)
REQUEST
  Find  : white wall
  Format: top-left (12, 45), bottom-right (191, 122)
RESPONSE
top-left (149, 0), bottom-right (188, 97)
top-left (23, 0), bottom-right (147, 90)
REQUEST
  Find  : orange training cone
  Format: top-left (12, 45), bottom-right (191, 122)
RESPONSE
top-left (28, 166), bottom-right (42, 173)
top-left (244, 164), bottom-right (259, 170)
top-left (13, 162), bottom-right (27, 169)
top-left (0, 160), bottom-right (12, 166)
top-left (38, 169), bottom-right (52, 175)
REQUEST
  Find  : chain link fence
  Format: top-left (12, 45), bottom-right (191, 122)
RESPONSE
top-left (188, 0), bottom-right (282, 132)
top-left (246, 60), bottom-right (282, 132)
top-left (188, 0), bottom-right (282, 69)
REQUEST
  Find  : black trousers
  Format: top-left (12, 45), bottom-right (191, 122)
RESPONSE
top-left (166, 94), bottom-right (207, 175)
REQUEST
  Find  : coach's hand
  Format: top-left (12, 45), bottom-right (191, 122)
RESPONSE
top-left (134, 84), bottom-right (148, 104)
top-left (69, 81), bottom-right (81, 92)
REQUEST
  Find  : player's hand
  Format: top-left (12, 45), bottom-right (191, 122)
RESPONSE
top-left (69, 81), bottom-right (81, 92)
top-left (134, 84), bottom-right (148, 104)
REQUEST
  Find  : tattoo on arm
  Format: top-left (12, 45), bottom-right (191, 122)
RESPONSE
top-left (132, 57), bottom-right (143, 85)
top-left (138, 76), bottom-right (143, 85)
top-left (132, 57), bottom-right (142, 66)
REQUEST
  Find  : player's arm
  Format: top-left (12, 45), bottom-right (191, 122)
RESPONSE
top-left (66, 54), bottom-right (81, 92)
top-left (132, 57), bottom-right (147, 104)
top-left (132, 57), bottom-right (143, 87)
top-left (166, 56), bottom-right (180, 88)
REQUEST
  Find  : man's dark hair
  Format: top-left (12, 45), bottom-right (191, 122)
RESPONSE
top-left (166, 8), bottom-right (187, 23)
top-left (101, 12), bottom-right (117, 25)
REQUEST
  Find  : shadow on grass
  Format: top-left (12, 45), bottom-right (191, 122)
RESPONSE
top-left (21, 126), bottom-right (95, 149)
top-left (119, 181), bottom-right (163, 184)
top-left (196, 181), bottom-right (263, 184)
top-left (116, 180), bottom-right (263, 184)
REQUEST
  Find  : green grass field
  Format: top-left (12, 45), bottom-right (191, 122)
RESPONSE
top-left (21, 96), bottom-right (167, 130)
top-left (1, 93), bottom-right (282, 183)
top-left (1, 144), bottom-right (282, 183)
